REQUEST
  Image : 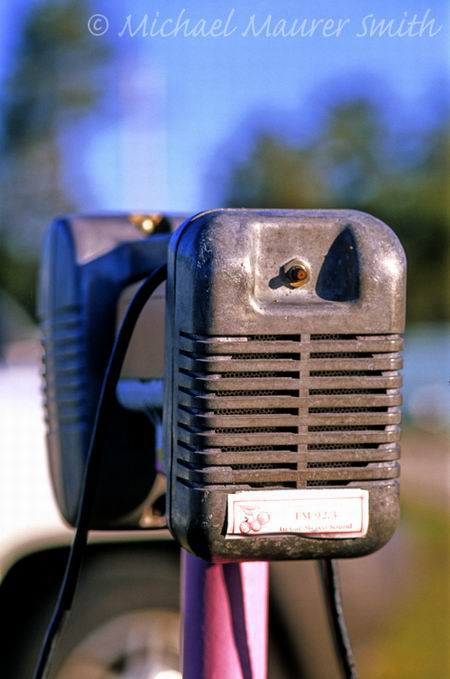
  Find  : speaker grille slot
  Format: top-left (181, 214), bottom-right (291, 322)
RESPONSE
top-left (176, 332), bottom-right (402, 488)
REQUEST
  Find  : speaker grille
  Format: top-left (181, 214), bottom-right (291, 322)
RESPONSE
top-left (41, 305), bottom-right (89, 428)
top-left (176, 332), bottom-right (402, 488)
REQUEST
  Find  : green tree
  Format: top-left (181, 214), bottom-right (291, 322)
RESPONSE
top-left (0, 0), bottom-right (110, 325)
top-left (223, 97), bottom-right (449, 322)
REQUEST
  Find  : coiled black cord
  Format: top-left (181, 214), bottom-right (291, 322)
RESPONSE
top-left (33, 264), bottom-right (167, 679)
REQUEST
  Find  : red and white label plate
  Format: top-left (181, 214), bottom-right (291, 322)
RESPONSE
top-left (226, 488), bottom-right (369, 539)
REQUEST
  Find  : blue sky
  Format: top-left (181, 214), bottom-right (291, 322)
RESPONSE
top-left (0, 0), bottom-right (448, 212)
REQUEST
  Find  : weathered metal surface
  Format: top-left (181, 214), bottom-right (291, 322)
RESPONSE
top-left (164, 209), bottom-right (406, 561)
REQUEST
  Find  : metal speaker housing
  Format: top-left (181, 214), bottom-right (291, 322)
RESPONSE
top-left (39, 213), bottom-right (182, 527)
top-left (164, 209), bottom-right (406, 562)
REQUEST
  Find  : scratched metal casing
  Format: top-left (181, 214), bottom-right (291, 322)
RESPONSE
top-left (164, 209), bottom-right (406, 562)
top-left (39, 212), bottom-right (183, 528)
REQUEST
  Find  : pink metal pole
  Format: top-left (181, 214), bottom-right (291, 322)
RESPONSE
top-left (181, 551), bottom-right (269, 679)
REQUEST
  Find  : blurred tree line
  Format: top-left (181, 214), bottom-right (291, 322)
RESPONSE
top-left (223, 99), bottom-right (449, 323)
top-left (0, 0), bottom-right (108, 336)
top-left (0, 0), bottom-right (448, 333)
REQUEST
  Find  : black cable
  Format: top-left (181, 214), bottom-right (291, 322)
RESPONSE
top-left (319, 558), bottom-right (358, 679)
top-left (33, 264), bottom-right (167, 679)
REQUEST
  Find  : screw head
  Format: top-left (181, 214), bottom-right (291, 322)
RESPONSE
top-left (129, 213), bottom-right (165, 235)
top-left (282, 259), bottom-right (310, 288)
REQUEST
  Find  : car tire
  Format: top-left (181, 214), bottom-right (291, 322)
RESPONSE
top-left (0, 541), bottom-right (180, 679)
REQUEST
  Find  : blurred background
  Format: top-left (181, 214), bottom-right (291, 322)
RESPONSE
top-left (0, 1), bottom-right (448, 678)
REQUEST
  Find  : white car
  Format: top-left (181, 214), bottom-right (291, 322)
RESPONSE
top-left (0, 343), bottom-right (181, 679)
